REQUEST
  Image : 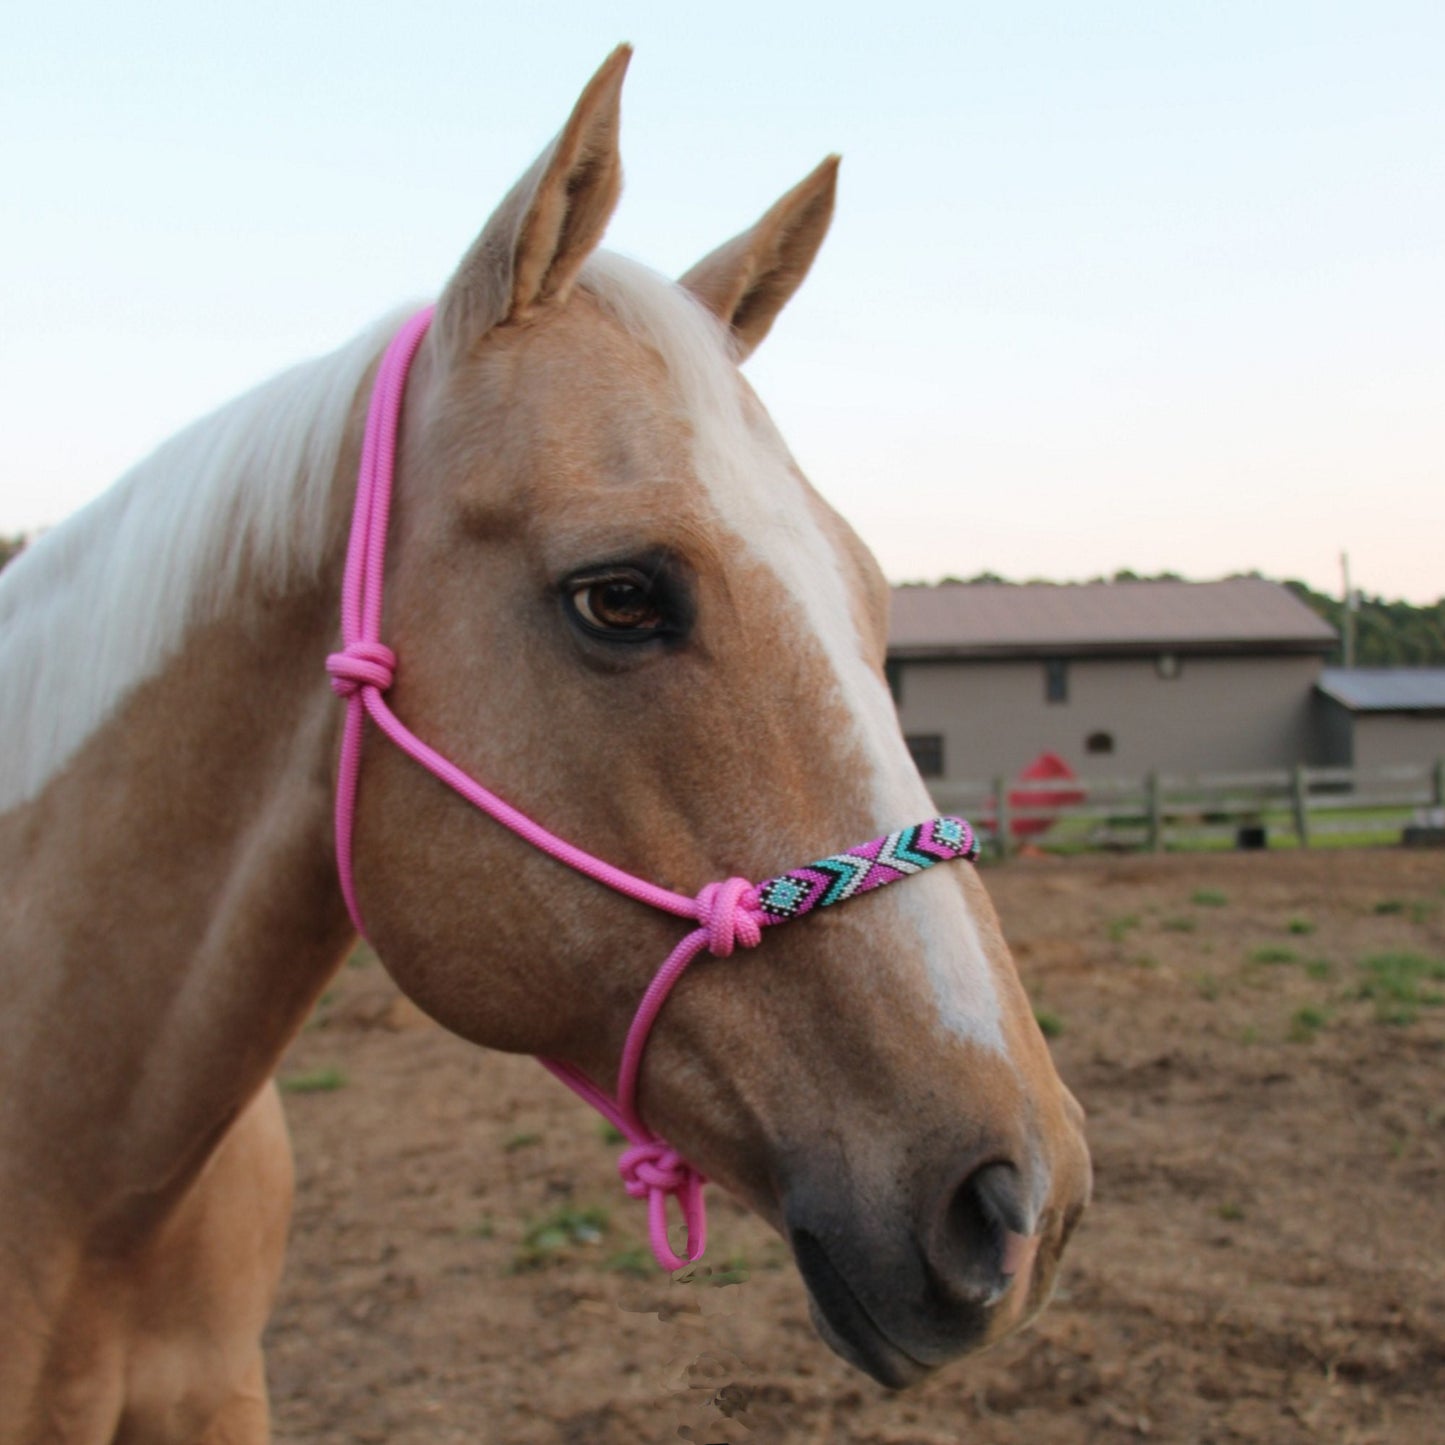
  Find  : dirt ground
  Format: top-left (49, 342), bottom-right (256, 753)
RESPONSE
top-left (265, 848), bottom-right (1445, 1444)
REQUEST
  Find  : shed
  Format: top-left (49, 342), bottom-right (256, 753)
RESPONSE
top-left (1314, 668), bottom-right (1445, 771)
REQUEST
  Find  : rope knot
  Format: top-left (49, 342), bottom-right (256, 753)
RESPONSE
top-left (618, 1140), bottom-right (691, 1200)
top-left (695, 877), bottom-right (764, 957)
top-left (326, 641), bottom-right (396, 698)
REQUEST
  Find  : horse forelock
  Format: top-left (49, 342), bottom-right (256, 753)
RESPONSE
top-left (578, 254), bottom-right (1007, 1057)
top-left (0, 310), bottom-right (406, 812)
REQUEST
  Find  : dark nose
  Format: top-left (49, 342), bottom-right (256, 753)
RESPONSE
top-left (932, 1160), bottom-right (1033, 1306)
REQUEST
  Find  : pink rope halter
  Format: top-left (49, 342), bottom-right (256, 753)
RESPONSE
top-left (327, 307), bottom-right (980, 1270)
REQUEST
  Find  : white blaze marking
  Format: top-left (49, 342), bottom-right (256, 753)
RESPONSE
top-left (583, 254), bottom-right (1006, 1054)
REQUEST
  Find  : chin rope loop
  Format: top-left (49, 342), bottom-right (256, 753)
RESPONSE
top-left (329, 306), bottom-right (982, 1271)
top-left (617, 1142), bottom-right (703, 1272)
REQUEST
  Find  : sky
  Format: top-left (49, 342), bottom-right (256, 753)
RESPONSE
top-left (4, 2), bottom-right (1442, 602)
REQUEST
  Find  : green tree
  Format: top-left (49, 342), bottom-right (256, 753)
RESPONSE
top-left (1282, 580), bottom-right (1445, 667)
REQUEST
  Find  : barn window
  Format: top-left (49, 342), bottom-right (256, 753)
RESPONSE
top-left (885, 658), bottom-right (905, 704)
top-left (1086, 731), bottom-right (1114, 755)
top-left (1044, 658), bottom-right (1069, 704)
top-left (905, 733), bottom-right (945, 778)
top-left (1157, 652), bottom-right (1182, 680)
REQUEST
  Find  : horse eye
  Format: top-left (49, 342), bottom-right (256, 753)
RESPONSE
top-left (569, 575), bottom-right (665, 635)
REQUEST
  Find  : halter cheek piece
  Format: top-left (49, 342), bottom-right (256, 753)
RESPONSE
top-left (327, 308), bottom-right (980, 1270)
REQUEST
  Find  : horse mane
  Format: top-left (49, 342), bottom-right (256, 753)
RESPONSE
top-left (0, 309), bottom-right (407, 810)
top-left (0, 256), bottom-right (748, 813)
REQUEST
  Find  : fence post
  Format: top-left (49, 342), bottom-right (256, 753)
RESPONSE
top-left (993, 776), bottom-right (1011, 860)
top-left (1292, 763), bottom-right (1311, 848)
top-left (1146, 771), bottom-right (1163, 852)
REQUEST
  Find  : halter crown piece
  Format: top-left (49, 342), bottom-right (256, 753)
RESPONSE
top-left (328, 307), bottom-right (981, 1270)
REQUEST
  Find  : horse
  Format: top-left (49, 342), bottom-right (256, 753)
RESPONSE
top-left (0, 47), bottom-right (1090, 1442)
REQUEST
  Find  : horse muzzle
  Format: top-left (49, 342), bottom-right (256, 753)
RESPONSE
top-left (784, 1147), bottom-right (1089, 1387)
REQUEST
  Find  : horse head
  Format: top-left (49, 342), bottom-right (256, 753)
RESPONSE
top-left (347, 47), bottom-right (1090, 1386)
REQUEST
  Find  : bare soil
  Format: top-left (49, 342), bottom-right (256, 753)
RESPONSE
top-left (266, 848), bottom-right (1445, 1443)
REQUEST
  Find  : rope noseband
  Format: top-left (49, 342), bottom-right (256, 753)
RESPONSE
top-left (327, 307), bottom-right (980, 1270)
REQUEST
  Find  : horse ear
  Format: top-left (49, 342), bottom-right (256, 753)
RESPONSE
top-left (435, 46), bottom-right (630, 353)
top-left (679, 155), bottom-right (839, 361)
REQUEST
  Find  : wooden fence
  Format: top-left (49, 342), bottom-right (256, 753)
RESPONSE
top-left (930, 758), bottom-right (1445, 858)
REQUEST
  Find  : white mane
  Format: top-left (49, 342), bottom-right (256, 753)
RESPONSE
top-left (0, 310), bottom-right (406, 811)
top-left (0, 265), bottom-right (721, 816)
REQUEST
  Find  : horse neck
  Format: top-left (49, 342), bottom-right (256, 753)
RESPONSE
top-left (0, 371), bottom-right (372, 1235)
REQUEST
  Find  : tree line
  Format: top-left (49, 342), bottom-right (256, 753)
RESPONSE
top-left (1280, 578), bottom-right (1445, 667)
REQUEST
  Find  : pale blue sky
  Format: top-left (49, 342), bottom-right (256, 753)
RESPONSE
top-left (4, 2), bottom-right (1442, 600)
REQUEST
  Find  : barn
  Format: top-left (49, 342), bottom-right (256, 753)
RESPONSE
top-left (886, 578), bottom-right (1337, 786)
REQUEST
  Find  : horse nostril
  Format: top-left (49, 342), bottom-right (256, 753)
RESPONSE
top-left (941, 1161), bottom-right (1031, 1301)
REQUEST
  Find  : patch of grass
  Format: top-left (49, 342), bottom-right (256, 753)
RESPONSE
top-left (1196, 973), bottom-right (1221, 1001)
top-left (1410, 901), bottom-right (1438, 925)
top-left (1161, 915), bottom-right (1197, 933)
top-left (463, 1215), bottom-right (495, 1240)
top-left (1287, 916), bottom-right (1315, 935)
top-left (1249, 945), bottom-right (1299, 965)
top-left (598, 1121), bottom-right (626, 1145)
top-left (712, 1253), bottom-right (752, 1286)
top-left (1305, 958), bottom-right (1334, 981)
top-left (1034, 1008), bottom-right (1065, 1039)
top-left (1240, 1025), bottom-right (1259, 1045)
top-left (279, 1066), bottom-right (347, 1094)
top-left (1356, 951), bottom-right (1445, 1025)
top-left (1107, 913), bottom-right (1142, 942)
top-left (1374, 1001), bottom-right (1420, 1027)
top-left (510, 1205), bottom-right (611, 1273)
top-left (601, 1246), bottom-right (651, 1279)
top-left (346, 944), bottom-right (375, 969)
top-left (674, 1253), bottom-right (751, 1287)
top-left (1289, 1005), bottom-right (1329, 1042)
top-left (1372, 899), bottom-right (1407, 916)
top-left (1192, 888), bottom-right (1228, 907)
top-left (1133, 954), bottom-right (1161, 970)
top-left (503, 1131), bottom-right (542, 1153)
top-left (1217, 1201), bottom-right (1245, 1222)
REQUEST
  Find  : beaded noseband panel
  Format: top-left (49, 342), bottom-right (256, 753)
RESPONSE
top-left (326, 307), bottom-right (981, 1270)
top-left (756, 818), bottom-right (978, 919)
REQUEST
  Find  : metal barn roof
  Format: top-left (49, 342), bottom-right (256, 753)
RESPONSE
top-left (1317, 668), bottom-right (1445, 712)
top-left (889, 578), bottom-right (1337, 658)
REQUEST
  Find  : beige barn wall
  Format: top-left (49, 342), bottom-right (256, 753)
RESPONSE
top-left (893, 654), bottom-right (1324, 785)
top-left (1350, 714), bottom-right (1445, 772)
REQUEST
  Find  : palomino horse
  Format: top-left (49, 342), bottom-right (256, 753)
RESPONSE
top-left (0, 48), bottom-right (1089, 1442)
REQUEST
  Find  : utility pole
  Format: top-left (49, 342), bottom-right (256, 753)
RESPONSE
top-left (1340, 551), bottom-right (1357, 668)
